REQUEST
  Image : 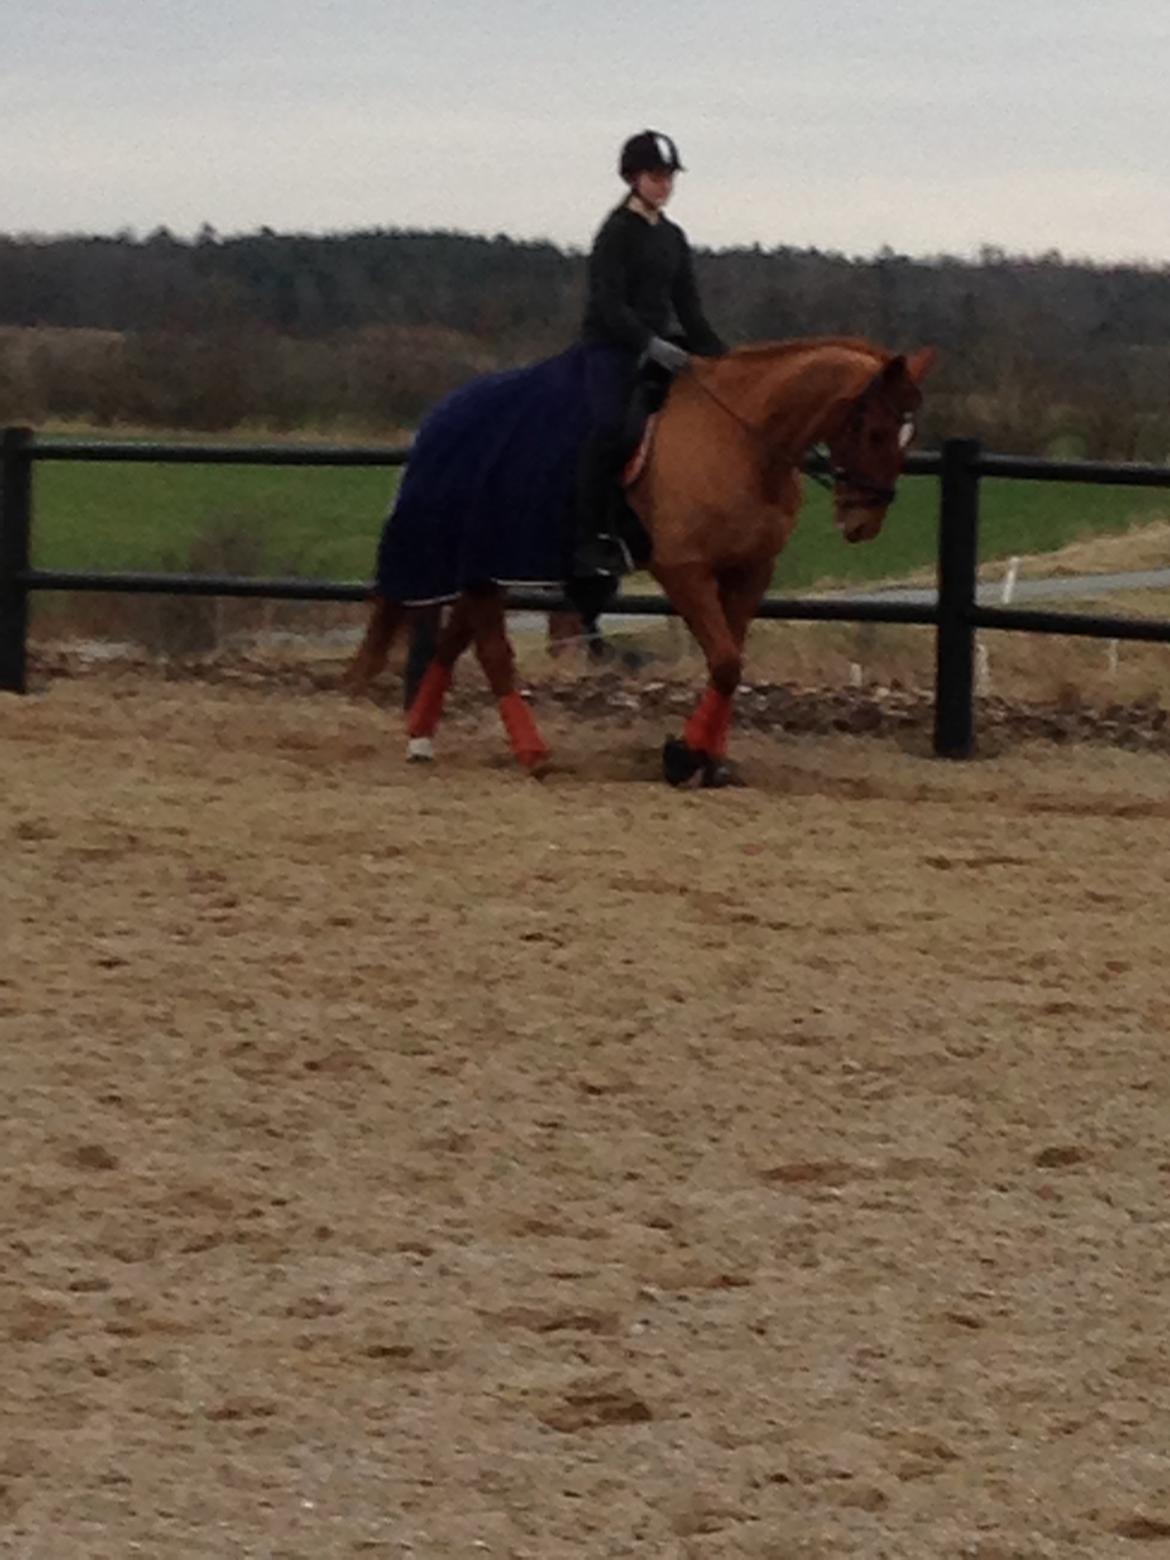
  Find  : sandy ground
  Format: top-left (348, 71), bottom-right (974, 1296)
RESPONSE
top-left (4, 670), bottom-right (1170, 1559)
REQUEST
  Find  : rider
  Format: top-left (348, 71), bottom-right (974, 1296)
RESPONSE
top-left (571, 129), bottom-right (727, 584)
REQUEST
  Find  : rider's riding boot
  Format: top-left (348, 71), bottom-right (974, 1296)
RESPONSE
top-left (571, 429), bottom-right (632, 580)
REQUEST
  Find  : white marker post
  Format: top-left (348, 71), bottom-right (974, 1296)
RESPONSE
top-left (978, 555), bottom-right (1020, 696)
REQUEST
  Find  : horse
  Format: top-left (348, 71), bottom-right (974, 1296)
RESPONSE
top-left (345, 336), bottom-right (935, 784)
top-left (408, 606), bottom-right (608, 698)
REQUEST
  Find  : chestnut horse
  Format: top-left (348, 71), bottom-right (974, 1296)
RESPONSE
top-left (346, 337), bottom-right (935, 784)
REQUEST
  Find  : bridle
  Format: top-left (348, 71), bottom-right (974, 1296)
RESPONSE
top-left (691, 371), bottom-right (912, 507)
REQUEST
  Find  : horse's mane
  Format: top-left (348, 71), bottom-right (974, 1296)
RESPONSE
top-left (685, 335), bottom-right (904, 447)
top-left (723, 336), bottom-right (890, 365)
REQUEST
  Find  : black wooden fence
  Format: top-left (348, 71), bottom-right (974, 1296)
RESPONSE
top-left (4, 424), bottom-right (1170, 758)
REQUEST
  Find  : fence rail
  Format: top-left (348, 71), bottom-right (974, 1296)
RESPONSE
top-left (4, 425), bottom-right (1170, 757)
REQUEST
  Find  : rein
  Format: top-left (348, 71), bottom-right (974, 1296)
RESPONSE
top-left (690, 368), bottom-right (897, 505)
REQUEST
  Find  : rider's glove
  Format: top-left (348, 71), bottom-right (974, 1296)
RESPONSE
top-left (642, 337), bottom-right (691, 375)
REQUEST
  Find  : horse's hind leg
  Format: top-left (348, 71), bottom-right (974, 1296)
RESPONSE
top-left (343, 593), bottom-right (407, 696)
top-left (404, 597), bottom-right (475, 760)
top-left (468, 590), bottom-right (551, 775)
top-left (403, 606), bottom-right (441, 710)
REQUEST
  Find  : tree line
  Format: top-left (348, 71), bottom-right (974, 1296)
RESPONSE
top-left (2, 225), bottom-right (1169, 456)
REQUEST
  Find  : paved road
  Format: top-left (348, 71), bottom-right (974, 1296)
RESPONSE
top-left (540, 566), bottom-right (1170, 636)
top-left (816, 566), bottom-right (1170, 607)
top-left (502, 565), bottom-right (1170, 648)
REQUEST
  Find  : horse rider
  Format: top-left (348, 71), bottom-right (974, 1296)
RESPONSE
top-left (571, 129), bottom-right (727, 587)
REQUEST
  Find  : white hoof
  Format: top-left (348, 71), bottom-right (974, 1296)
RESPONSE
top-left (406, 736), bottom-right (435, 763)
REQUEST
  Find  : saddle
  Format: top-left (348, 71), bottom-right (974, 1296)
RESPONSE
top-left (613, 363), bottom-right (672, 565)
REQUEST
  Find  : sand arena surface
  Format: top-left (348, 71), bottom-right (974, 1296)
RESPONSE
top-left (3, 673), bottom-right (1170, 1558)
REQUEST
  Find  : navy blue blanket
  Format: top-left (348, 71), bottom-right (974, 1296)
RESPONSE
top-left (376, 346), bottom-right (592, 605)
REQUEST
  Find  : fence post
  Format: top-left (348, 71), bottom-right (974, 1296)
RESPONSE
top-left (933, 436), bottom-right (981, 758)
top-left (0, 426), bottom-right (34, 695)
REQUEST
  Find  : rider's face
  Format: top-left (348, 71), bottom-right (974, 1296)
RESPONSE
top-left (630, 168), bottom-right (675, 208)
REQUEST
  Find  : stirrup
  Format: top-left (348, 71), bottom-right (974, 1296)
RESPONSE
top-left (573, 532), bottom-right (631, 579)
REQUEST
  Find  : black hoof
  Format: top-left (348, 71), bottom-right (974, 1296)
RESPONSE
top-left (662, 736), bottom-right (702, 787)
top-left (620, 648), bottom-right (655, 671)
top-left (701, 757), bottom-right (746, 789)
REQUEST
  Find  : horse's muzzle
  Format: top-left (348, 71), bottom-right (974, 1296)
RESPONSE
top-left (837, 508), bottom-right (887, 544)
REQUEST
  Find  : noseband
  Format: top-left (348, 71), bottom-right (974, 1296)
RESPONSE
top-left (805, 448), bottom-right (897, 508)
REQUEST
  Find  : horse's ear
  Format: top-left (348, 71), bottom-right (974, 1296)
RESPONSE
top-left (873, 348), bottom-right (936, 407)
top-left (904, 347), bottom-right (938, 384)
top-left (877, 348), bottom-right (937, 389)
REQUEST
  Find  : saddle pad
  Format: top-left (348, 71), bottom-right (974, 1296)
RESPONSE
top-left (621, 415), bottom-right (659, 489)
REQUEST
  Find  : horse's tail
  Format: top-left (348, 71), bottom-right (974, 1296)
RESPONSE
top-left (343, 592), bottom-right (403, 695)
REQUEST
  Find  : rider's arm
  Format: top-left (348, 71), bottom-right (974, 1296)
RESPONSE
top-left (586, 217), bottom-right (654, 354)
top-left (672, 233), bottom-right (726, 357)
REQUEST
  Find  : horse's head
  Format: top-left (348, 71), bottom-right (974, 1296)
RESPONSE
top-left (825, 347), bottom-right (936, 543)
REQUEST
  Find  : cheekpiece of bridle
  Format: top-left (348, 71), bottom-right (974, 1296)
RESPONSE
top-left (807, 410), bottom-right (916, 508)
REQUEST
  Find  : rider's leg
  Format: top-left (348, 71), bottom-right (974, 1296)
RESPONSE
top-left (573, 425), bottom-right (630, 577)
top-left (601, 363), bottom-right (667, 571)
top-left (571, 346), bottom-right (638, 579)
top-left (626, 360), bottom-right (672, 434)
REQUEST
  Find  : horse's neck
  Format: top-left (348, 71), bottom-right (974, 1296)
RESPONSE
top-left (769, 349), bottom-right (878, 451)
top-left (705, 343), bottom-right (883, 456)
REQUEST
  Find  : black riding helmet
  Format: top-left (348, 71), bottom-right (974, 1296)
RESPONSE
top-left (619, 129), bottom-right (685, 181)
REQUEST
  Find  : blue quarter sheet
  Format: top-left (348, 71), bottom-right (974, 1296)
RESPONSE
top-left (375, 346), bottom-right (591, 605)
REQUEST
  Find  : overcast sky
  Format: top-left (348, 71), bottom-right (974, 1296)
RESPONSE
top-left (5, 0), bottom-right (1169, 262)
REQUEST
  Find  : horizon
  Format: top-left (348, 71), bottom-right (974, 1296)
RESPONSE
top-left (6, 221), bottom-right (1170, 275)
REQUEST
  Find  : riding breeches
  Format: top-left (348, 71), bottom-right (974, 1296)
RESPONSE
top-left (575, 345), bottom-right (670, 541)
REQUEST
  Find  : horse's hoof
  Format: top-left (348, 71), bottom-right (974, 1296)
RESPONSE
top-left (620, 647), bottom-right (656, 671)
top-left (662, 736), bottom-right (702, 787)
top-left (519, 748), bottom-right (552, 779)
top-left (701, 757), bottom-right (746, 789)
top-left (406, 736), bottom-right (435, 762)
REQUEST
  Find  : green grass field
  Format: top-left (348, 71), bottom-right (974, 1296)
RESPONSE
top-left (27, 436), bottom-right (1170, 592)
top-left (776, 475), bottom-right (1170, 590)
top-left (30, 459), bottom-right (401, 581)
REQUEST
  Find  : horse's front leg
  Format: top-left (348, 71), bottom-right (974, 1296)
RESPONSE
top-left (656, 561), bottom-right (773, 786)
top-left (701, 560), bottom-right (775, 785)
top-left (468, 589), bottom-right (551, 775)
top-left (655, 564), bottom-right (744, 787)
